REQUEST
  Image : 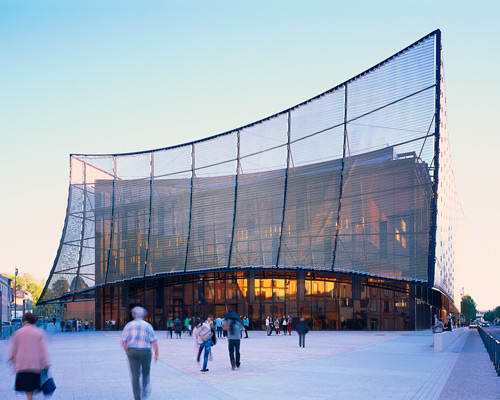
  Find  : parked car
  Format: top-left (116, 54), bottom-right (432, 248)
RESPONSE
top-left (11, 318), bottom-right (22, 326)
top-left (2, 321), bottom-right (11, 327)
top-left (469, 320), bottom-right (478, 329)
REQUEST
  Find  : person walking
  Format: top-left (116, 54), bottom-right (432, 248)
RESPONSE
top-left (174, 318), bottom-right (183, 339)
top-left (166, 318), bottom-right (173, 339)
top-left (222, 318), bottom-right (228, 339)
top-left (287, 315), bottom-right (293, 335)
top-left (224, 310), bottom-right (245, 370)
top-left (8, 312), bottom-right (51, 400)
top-left (243, 316), bottom-right (249, 338)
top-left (184, 316), bottom-right (191, 336)
top-left (215, 316), bottom-right (223, 338)
top-left (193, 318), bottom-right (213, 374)
top-left (296, 317), bottom-right (309, 348)
top-left (265, 316), bottom-right (272, 336)
top-left (282, 316), bottom-right (288, 335)
top-left (274, 317), bottom-right (280, 335)
top-left (121, 307), bottom-right (159, 400)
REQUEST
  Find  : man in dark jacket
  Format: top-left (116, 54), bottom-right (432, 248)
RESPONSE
top-left (296, 317), bottom-right (309, 348)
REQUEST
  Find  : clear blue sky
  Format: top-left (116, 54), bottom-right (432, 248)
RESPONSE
top-left (1, 0), bottom-right (499, 310)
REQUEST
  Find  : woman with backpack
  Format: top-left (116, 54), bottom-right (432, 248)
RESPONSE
top-left (193, 318), bottom-right (213, 373)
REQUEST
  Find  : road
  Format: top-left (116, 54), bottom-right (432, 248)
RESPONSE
top-left (483, 324), bottom-right (500, 342)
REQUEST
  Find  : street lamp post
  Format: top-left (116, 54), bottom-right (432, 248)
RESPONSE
top-left (14, 268), bottom-right (18, 319)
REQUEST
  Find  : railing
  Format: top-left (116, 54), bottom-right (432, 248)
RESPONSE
top-left (478, 326), bottom-right (500, 376)
top-left (1, 324), bottom-right (22, 340)
top-left (1, 320), bottom-right (47, 340)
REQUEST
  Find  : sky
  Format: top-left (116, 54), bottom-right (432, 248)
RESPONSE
top-left (1, 1), bottom-right (499, 310)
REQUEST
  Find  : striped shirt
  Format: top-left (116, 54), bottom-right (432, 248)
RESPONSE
top-left (121, 319), bottom-right (158, 350)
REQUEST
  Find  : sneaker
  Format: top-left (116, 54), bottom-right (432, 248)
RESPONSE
top-left (236, 363), bottom-right (240, 368)
top-left (201, 369), bottom-right (209, 372)
top-left (231, 362), bottom-right (236, 370)
top-left (142, 385), bottom-right (151, 398)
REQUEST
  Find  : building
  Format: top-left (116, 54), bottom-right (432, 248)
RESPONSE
top-left (12, 285), bottom-right (33, 319)
top-left (0, 275), bottom-right (12, 324)
top-left (38, 30), bottom-right (463, 331)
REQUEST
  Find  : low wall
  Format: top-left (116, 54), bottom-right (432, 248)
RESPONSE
top-left (433, 327), bottom-right (466, 352)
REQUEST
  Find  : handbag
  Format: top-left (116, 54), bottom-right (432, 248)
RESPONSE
top-left (40, 368), bottom-right (57, 396)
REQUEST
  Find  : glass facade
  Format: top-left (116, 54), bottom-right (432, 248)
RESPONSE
top-left (96, 271), bottom-right (416, 331)
top-left (38, 30), bottom-right (463, 331)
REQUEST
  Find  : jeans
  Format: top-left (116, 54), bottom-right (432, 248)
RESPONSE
top-left (228, 339), bottom-right (241, 367)
top-left (299, 334), bottom-right (306, 348)
top-left (197, 339), bottom-right (212, 371)
top-left (216, 326), bottom-right (223, 338)
top-left (127, 349), bottom-right (152, 400)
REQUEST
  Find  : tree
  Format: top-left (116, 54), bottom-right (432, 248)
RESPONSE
top-left (484, 311), bottom-right (495, 322)
top-left (52, 278), bottom-right (70, 297)
top-left (494, 306), bottom-right (500, 319)
top-left (461, 294), bottom-right (477, 321)
top-left (2, 272), bottom-right (45, 308)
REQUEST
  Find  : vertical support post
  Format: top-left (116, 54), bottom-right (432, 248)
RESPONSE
top-left (409, 284), bottom-right (416, 330)
top-left (428, 30), bottom-right (441, 287)
top-left (276, 111), bottom-right (291, 268)
top-left (74, 162), bottom-right (88, 300)
top-left (144, 152), bottom-right (154, 279)
top-left (227, 131), bottom-right (240, 268)
top-left (184, 144), bottom-right (195, 273)
top-left (104, 156), bottom-right (117, 284)
top-left (332, 85), bottom-right (348, 270)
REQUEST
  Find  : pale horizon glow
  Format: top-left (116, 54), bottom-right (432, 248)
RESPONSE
top-left (1, 1), bottom-right (499, 311)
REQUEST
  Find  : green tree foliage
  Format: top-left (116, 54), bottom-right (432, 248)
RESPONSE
top-left (483, 311), bottom-right (495, 322)
top-left (460, 294), bottom-right (477, 321)
top-left (494, 306), bottom-right (500, 319)
top-left (2, 272), bottom-right (45, 307)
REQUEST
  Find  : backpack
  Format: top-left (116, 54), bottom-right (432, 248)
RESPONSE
top-left (198, 324), bottom-right (212, 342)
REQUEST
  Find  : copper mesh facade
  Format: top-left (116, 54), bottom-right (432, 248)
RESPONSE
top-left (39, 30), bottom-right (462, 314)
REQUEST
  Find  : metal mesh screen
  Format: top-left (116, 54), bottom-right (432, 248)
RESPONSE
top-left (39, 30), bottom-right (461, 304)
top-left (433, 54), bottom-right (464, 301)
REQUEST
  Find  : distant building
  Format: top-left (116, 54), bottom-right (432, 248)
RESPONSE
top-left (0, 275), bottom-right (12, 323)
top-left (12, 285), bottom-right (33, 319)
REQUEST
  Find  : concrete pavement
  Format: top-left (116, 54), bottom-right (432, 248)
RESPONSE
top-left (0, 324), bottom-right (498, 400)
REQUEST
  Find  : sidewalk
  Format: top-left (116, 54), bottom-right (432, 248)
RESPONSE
top-left (0, 324), bottom-right (498, 399)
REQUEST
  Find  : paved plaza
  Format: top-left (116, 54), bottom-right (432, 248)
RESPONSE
top-left (1, 324), bottom-right (499, 400)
